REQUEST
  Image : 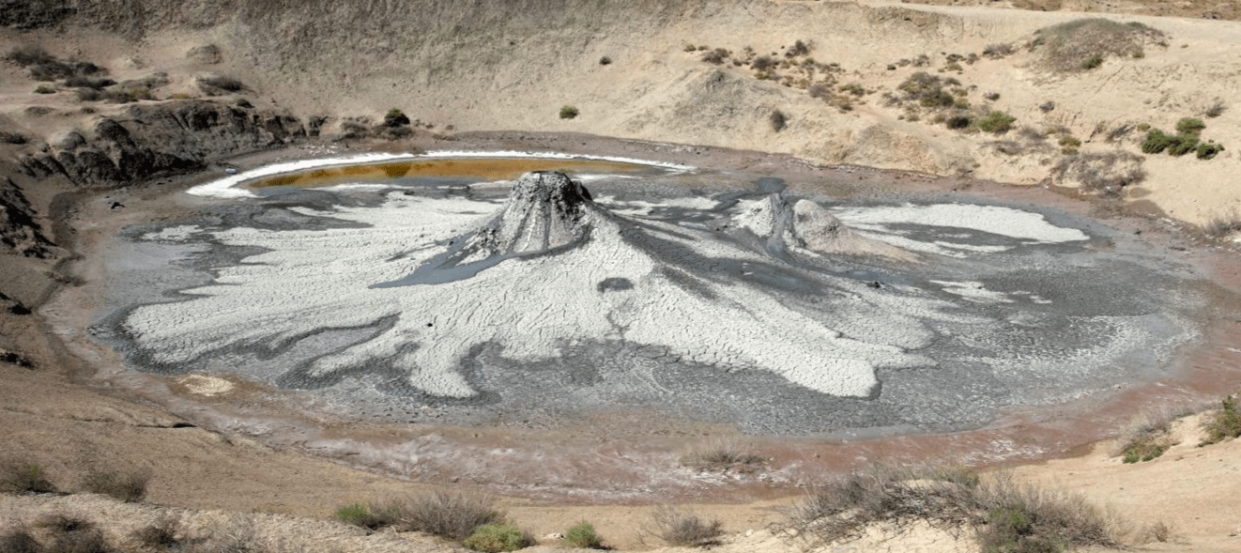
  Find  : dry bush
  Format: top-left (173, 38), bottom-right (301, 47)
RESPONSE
top-left (1203, 211), bottom-right (1241, 239)
top-left (779, 465), bottom-right (1121, 551)
top-left (1032, 19), bottom-right (1163, 73)
top-left (1137, 520), bottom-right (1177, 544)
top-left (131, 514), bottom-right (182, 549)
top-left (701, 48), bottom-right (729, 65)
top-left (196, 513), bottom-right (261, 553)
top-left (4, 44), bottom-right (54, 66)
top-left (36, 514), bottom-right (110, 553)
top-left (982, 43), bottom-right (1014, 58)
top-left (365, 490), bottom-right (502, 541)
top-left (1049, 151), bottom-right (1146, 197)
top-left (1204, 100), bottom-right (1226, 118)
top-left (680, 438), bottom-right (764, 473)
top-left (751, 55), bottom-right (777, 71)
top-left (1, 459), bottom-right (56, 493)
top-left (650, 506), bottom-right (723, 547)
top-left (1109, 406), bottom-right (1197, 462)
top-left (79, 469), bottom-right (151, 502)
top-left (197, 75), bottom-right (246, 94)
top-left (62, 76), bottom-right (115, 89)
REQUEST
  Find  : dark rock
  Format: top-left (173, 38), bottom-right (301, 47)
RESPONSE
top-left (51, 130), bottom-right (85, 151)
top-left (0, 0), bottom-right (75, 30)
top-left (0, 176), bottom-right (55, 258)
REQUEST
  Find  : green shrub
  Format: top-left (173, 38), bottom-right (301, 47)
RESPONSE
top-left (34, 85), bottom-right (55, 94)
top-left (559, 106), bottom-right (579, 119)
top-left (1121, 441), bottom-right (1165, 463)
top-left (79, 470), bottom-right (150, 502)
top-left (839, 83), bottom-right (865, 97)
top-left (1082, 54), bottom-right (1103, 69)
top-left (978, 507), bottom-right (1059, 553)
top-left (1142, 129), bottom-right (1175, 154)
top-left (1196, 142), bottom-right (1225, 160)
top-left (336, 503), bottom-right (387, 529)
top-left (946, 114), bottom-right (972, 129)
top-left (1200, 395), bottom-right (1241, 446)
top-left (978, 111), bottom-right (1016, 134)
top-left (1, 460), bottom-right (55, 494)
top-left (463, 523), bottom-right (532, 552)
top-left (1175, 117), bottom-right (1206, 135)
top-left (563, 522), bottom-right (603, 549)
top-left (1167, 134), bottom-right (1199, 156)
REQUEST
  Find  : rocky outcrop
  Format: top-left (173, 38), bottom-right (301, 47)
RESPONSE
top-left (0, 0), bottom-right (74, 30)
top-left (20, 100), bottom-right (306, 187)
top-left (0, 176), bottom-right (54, 258)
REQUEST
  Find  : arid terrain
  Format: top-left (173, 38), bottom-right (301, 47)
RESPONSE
top-left (2, 1), bottom-right (1241, 552)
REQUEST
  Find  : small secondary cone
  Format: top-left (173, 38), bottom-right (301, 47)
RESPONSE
top-left (734, 193), bottom-right (915, 261)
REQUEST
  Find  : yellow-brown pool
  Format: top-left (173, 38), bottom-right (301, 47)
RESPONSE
top-left (248, 158), bottom-right (650, 189)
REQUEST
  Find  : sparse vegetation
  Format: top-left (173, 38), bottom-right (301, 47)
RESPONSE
top-left (79, 469), bottom-right (150, 502)
top-left (599, 56), bottom-right (612, 65)
top-left (197, 74), bottom-right (245, 93)
top-left (463, 523), bottom-right (534, 552)
top-left (1050, 151), bottom-right (1146, 197)
top-left (563, 522), bottom-right (603, 549)
top-left (946, 114), bottom-right (972, 129)
top-left (383, 108), bottom-right (410, 127)
top-left (1196, 142), bottom-right (1225, 160)
top-left (751, 55), bottom-right (777, 72)
top-left (786, 39), bottom-right (811, 58)
top-left (983, 43), bottom-right (1014, 58)
top-left (1142, 119), bottom-right (1222, 159)
top-left (1175, 117), bottom-right (1206, 135)
top-left (34, 85), bottom-right (56, 94)
top-left (1, 459), bottom-right (56, 493)
top-left (559, 106), bottom-right (579, 119)
top-left (701, 48), bottom-right (730, 65)
top-left (651, 506), bottom-right (723, 548)
top-left (769, 109), bottom-right (787, 132)
top-left (779, 465), bottom-right (1121, 552)
top-left (335, 503), bottom-right (389, 529)
top-left (1200, 394), bottom-right (1241, 446)
top-left (4, 44), bottom-right (54, 66)
top-left (680, 438), bottom-right (764, 474)
top-left (1112, 408), bottom-right (1183, 463)
top-left (1203, 212), bottom-right (1241, 239)
top-left (1032, 19), bottom-right (1164, 73)
top-left (1204, 100), bottom-right (1226, 118)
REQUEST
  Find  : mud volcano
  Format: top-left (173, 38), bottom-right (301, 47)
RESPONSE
top-left (97, 164), bottom-right (1203, 435)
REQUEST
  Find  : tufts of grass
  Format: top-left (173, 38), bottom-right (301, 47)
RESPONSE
top-left (1175, 117), bottom-right (1206, 135)
top-left (701, 48), bottom-right (730, 65)
top-left (1204, 100), bottom-right (1226, 118)
top-left (945, 114), bottom-right (972, 129)
top-left (1138, 520), bottom-right (1177, 544)
top-left (360, 490), bottom-right (504, 541)
top-left (1, 459), bottom-right (56, 494)
top-left (563, 522), bottom-right (603, 549)
top-left (983, 43), bottom-right (1014, 58)
top-left (462, 523), bottom-right (534, 553)
top-left (1200, 394), bottom-right (1241, 446)
top-left (1033, 18), bottom-right (1163, 73)
top-left (34, 85), bottom-right (56, 94)
top-left (79, 469), bottom-right (150, 503)
top-left (1202, 211), bottom-right (1241, 239)
top-left (751, 55), bottom-right (777, 72)
top-left (1196, 142), bottom-right (1225, 160)
top-left (335, 503), bottom-right (389, 530)
top-left (559, 106), bottom-right (579, 120)
top-left (651, 506), bottom-right (723, 548)
top-left (680, 438), bottom-right (765, 474)
top-left (1110, 406), bottom-right (1196, 463)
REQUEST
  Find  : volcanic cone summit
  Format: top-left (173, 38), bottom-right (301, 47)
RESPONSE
top-left (469, 171), bottom-right (596, 258)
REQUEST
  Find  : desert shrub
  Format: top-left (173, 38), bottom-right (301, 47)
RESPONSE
top-left (130, 515), bottom-right (181, 549)
top-left (946, 114), bottom-right (972, 129)
top-left (769, 109), bottom-right (787, 132)
top-left (1175, 117), bottom-right (1206, 135)
top-left (983, 43), bottom-right (1014, 58)
top-left (984, 91), bottom-right (1000, 101)
top-left (599, 56), bottom-right (611, 65)
top-left (978, 111), bottom-right (1016, 134)
top-left (807, 83), bottom-right (831, 100)
top-left (1138, 520), bottom-right (1175, 544)
top-left (462, 523), bottom-right (533, 552)
top-left (1205, 101), bottom-right (1226, 118)
top-left (1, 460), bottom-right (56, 493)
top-left (563, 522), bottom-right (603, 549)
top-left (107, 88), bottom-right (151, 103)
top-left (837, 83), bottom-right (864, 97)
top-left (786, 40), bottom-right (811, 57)
top-left (1142, 129), bottom-right (1174, 154)
top-left (379, 490), bottom-right (502, 540)
top-left (751, 55), bottom-right (777, 71)
top-left (1203, 212), bottom-right (1241, 239)
top-left (0, 528), bottom-right (41, 553)
top-left (198, 513), bottom-right (261, 553)
top-left (1110, 407), bottom-right (1193, 462)
top-left (780, 466), bottom-right (1118, 550)
top-left (1196, 142), bottom-right (1225, 160)
top-left (63, 76), bottom-right (115, 89)
top-left (1038, 101), bottom-right (1055, 113)
top-left (198, 75), bottom-right (245, 92)
top-left (1167, 135), bottom-right (1199, 156)
top-left (35, 85), bottom-right (56, 94)
top-left (383, 108), bottom-right (410, 127)
top-left (79, 470), bottom-right (150, 502)
top-left (1034, 18), bottom-right (1163, 72)
top-left (1200, 395), bottom-right (1241, 446)
top-left (5, 44), bottom-right (54, 66)
top-left (1058, 136), bottom-right (1081, 148)
top-left (1142, 127), bottom-right (1202, 156)
top-left (0, 131), bottom-right (29, 145)
top-left (680, 438), bottom-right (764, 473)
top-left (335, 503), bottom-right (388, 530)
top-left (1050, 151), bottom-right (1146, 197)
top-left (682, 44), bottom-right (697, 53)
top-left (651, 506), bottom-right (722, 547)
top-left (701, 48), bottom-right (729, 65)
top-left (559, 106), bottom-right (579, 120)
top-left (75, 88), bottom-right (104, 102)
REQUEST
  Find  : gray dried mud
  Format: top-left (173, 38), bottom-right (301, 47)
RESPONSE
top-left (91, 159), bottom-right (1206, 438)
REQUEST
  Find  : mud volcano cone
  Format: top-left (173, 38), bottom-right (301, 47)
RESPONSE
top-left (477, 171), bottom-right (596, 255)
